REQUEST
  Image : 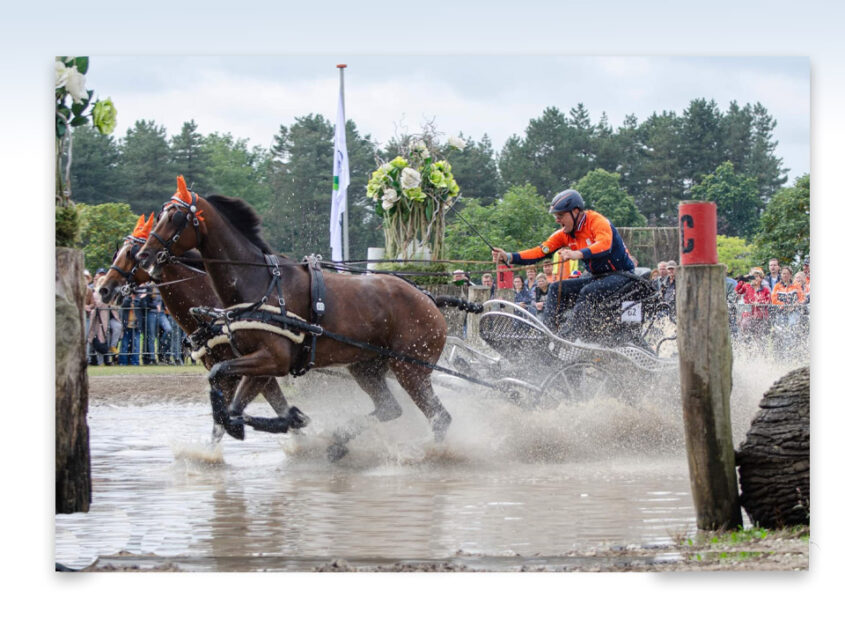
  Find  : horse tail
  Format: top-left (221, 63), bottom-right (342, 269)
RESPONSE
top-left (432, 295), bottom-right (484, 314)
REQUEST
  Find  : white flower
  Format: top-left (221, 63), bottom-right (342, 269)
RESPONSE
top-left (447, 135), bottom-right (466, 150)
top-left (412, 141), bottom-right (430, 159)
top-left (381, 188), bottom-right (399, 210)
top-left (65, 67), bottom-right (88, 103)
top-left (400, 167), bottom-right (421, 190)
top-left (55, 60), bottom-right (69, 89)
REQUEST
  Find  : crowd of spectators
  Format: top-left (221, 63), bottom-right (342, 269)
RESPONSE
top-left (732, 256), bottom-right (810, 357)
top-left (84, 270), bottom-right (190, 367)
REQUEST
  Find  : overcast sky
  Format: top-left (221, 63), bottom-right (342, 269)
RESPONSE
top-left (85, 55), bottom-right (810, 182)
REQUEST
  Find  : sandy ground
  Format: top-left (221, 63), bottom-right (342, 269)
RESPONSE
top-left (85, 373), bottom-right (810, 572)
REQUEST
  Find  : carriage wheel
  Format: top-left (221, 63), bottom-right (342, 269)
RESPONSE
top-left (540, 362), bottom-right (621, 404)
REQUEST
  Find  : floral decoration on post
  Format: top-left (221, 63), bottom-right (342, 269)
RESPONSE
top-left (366, 134), bottom-right (462, 261)
top-left (55, 57), bottom-right (117, 245)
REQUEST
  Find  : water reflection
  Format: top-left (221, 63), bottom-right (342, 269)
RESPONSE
top-left (56, 393), bottom-right (700, 570)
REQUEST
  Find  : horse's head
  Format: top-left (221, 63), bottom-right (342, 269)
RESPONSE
top-left (136, 175), bottom-right (206, 278)
top-left (99, 214), bottom-right (154, 304)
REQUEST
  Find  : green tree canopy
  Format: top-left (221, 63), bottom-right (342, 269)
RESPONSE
top-left (575, 168), bottom-right (646, 227)
top-left (716, 234), bottom-right (755, 278)
top-left (446, 133), bottom-right (503, 206)
top-left (689, 161), bottom-right (763, 240)
top-left (444, 184), bottom-right (549, 264)
top-left (118, 119), bottom-right (173, 215)
top-left (753, 173), bottom-right (810, 266)
top-left (76, 202), bottom-right (137, 272)
top-left (170, 120), bottom-right (212, 194)
top-left (69, 124), bottom-right (123, 204)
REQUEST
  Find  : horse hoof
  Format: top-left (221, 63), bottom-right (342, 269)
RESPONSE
top-left (432, 415), bottom-right (451, 443)
top-left (326, 442), bottom-right (349, 463)
top-left (224, 419), bottom-right (245, 441)
top-left (288, 406), bottom-right (309, 430)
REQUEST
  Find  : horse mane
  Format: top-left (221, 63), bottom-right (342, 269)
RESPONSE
top-left (205, 194), bottom-right (274, 254)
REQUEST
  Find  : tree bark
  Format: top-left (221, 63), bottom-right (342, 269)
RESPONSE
top-left (55, 247), bottom-right (91, 513)
top-left (736, 366), bottom-right (810, 528)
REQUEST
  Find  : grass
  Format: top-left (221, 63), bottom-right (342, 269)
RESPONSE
top-left (679, 525), bottom-right (810, 563)
top-left (87, 363), bottom-right (208, 377)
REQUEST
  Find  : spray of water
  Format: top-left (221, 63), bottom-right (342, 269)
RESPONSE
top-left (272, 340), bottom-right (807, 469)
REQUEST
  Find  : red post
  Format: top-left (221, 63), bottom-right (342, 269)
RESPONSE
top-left (496, 264), bottom-right (513, 289)
top-left (678, 201), bottom-right (718, 265)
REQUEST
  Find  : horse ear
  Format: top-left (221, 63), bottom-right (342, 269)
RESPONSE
top-left (132, 214), bottom-right (146, 235)
top-left (135, 214), bottom-right (154, 240)
top-left (175, 175), bottom-right (192, 204)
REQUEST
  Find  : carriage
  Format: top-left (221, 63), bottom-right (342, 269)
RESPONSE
top-left (436, 271), bottom-right (679, 405)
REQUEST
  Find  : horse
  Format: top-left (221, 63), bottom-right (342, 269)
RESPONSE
top-left (98, 213), bottom-right (307, 440)
top-left (136, 176), bottom-right (453, 459)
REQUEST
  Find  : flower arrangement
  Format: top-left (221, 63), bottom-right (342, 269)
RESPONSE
top-left (367, 134), bottom-right (463, 261)
top-left (55, 56), bottom-right (117, 246)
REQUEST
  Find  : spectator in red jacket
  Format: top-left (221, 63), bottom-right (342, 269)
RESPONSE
top-left (735, 267), bottom-right (771, 346)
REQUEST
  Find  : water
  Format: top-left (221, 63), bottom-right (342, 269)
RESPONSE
top-left (55, 352), bottom-right (804, 571)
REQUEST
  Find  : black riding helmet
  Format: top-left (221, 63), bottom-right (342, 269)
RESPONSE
top-left (549, 189), bottom-right (585, 234)
top-left (549, 189), bottom-right (585, 214)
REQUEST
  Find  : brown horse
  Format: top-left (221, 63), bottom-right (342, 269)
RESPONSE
top-left (136, 177), bottom-right (452, 458)
top-left (99, 214), bottom-right (306, 440)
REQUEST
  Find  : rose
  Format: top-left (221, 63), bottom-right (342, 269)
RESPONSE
top-left (389, 156), bottom-right (408, 169)
top-left (91, 98), bottom-right (117, 135)
top-left (64, 66), bottom-right (88, 103)
top-left (400, 167), bottom-right (421, 191)
top-left (381, 188), bottom-right (399, 210)
top-left (55, 60), bottom-right (70, 90)
top-left (447, 135), bottom-right (466, 150)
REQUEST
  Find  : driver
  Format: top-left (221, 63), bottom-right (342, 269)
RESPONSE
top-left (491, 189), bottom-right (636, 341)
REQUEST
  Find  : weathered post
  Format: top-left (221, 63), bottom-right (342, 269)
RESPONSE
top-left (56, 247), bottom-right (91, 513)
top-left (676, 201), bottom-right (742, 530)
top-left (466, 286), bottom-right (491, 344)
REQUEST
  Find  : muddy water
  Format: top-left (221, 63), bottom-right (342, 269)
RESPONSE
top-left (55, 352), bottom-right (803, 571)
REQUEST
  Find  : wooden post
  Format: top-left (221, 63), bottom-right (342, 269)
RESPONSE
top-left (55, 247), bottom-right (91, 513)
top-left (466, 286), bottom-right (491, 345)
top-left (676, 201), bottom-right (742, 530)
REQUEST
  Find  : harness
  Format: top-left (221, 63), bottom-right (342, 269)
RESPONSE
top-left (187, 254), bottom-right (328, 376)
top-left (184, 254), bottom-right (500, 389)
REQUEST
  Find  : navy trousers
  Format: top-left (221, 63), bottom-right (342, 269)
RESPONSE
top-left (544, 272), bottom-right (633, 338)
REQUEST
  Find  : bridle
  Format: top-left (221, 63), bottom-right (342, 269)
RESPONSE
top-left (109, 236), bottom-right (145, 297)
top-left (148, 190), bottom-right (204, 266)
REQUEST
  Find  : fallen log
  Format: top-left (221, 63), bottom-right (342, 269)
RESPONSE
top-left (736, 366), bottom-right (810, 528)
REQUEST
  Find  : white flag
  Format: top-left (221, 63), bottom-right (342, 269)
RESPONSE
top-left (330, 87), bottom-right (349, 262)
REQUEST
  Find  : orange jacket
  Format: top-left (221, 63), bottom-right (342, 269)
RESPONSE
top-left (510, 210), bottom-right (634, 275)
top-left (771, 281), bottom-right (805, 305)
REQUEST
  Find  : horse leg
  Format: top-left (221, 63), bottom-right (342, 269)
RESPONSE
top-left (326, 358), bottom-right (402, 462)
top-left (390, 361), bottom-right (452, 442)
top-left (208, 350), bottom-right (300, 440)
top-left (348, 358), bottom-right (402, 421)
top-left (210, 374), bottom-right (242, 442)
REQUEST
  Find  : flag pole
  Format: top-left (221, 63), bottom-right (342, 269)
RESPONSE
top-left (338, 64), bottom-right (349, 262)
